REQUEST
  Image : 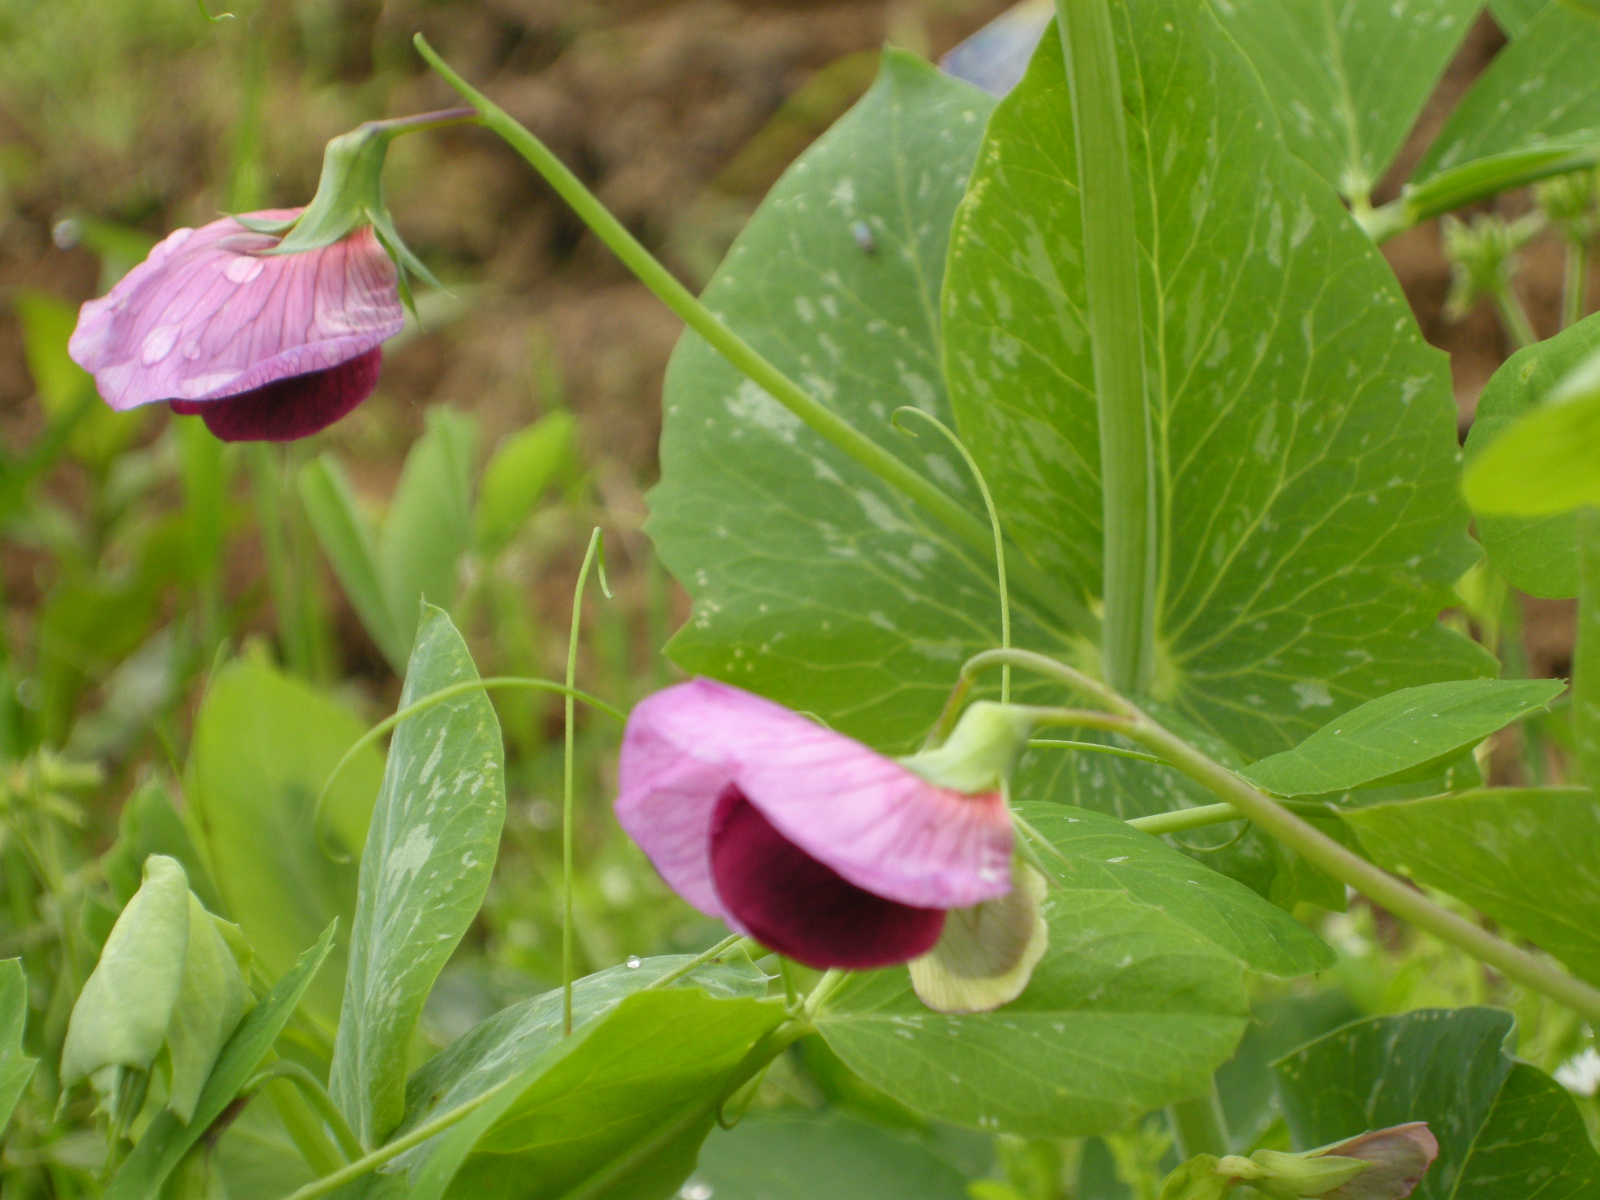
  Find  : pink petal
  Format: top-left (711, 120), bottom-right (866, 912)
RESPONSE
top-left (69, 210), bottom-right (403, 412)
top-left (1324, 1123), bottom-right (1438, 1200)
top-left (709, 790), bottom-right (946, 969)
top-left (615, 679), bottom-right (1013, 913)
top-left (169, 346), bottom-right (382, 442)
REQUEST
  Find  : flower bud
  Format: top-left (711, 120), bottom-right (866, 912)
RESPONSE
top-left (61, 855), bottom-right (253, 1127)
top-left (899, 701), bottom-right (1036, 794)
top-left (910, 860), bottom-right (1049, 1014)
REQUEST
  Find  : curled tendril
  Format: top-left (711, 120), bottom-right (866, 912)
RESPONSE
top-left (196, 0), bottom-right (236, 21)
top-left (1173, 820), bottom-right (1254, 855)
top-left (891, 407), bottom-right (1011, 707)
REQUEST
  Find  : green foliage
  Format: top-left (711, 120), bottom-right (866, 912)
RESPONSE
top-left (943, 4), bottom-right (1487, 764)
top-left (1462, 314), bottom-right (1600, 597)
top-left (1417, 0), bottom-right (1600, 185)
top-left (1490, 0), bottom-right (1550, 36)
top-left (475, 412), bottom-right (576, 560)
top-left (104, 924), bottom-right (337, 1200)
top-left (1206, 0), bottom-right (1479, 202)
top-left (1274, 1008), bottom-right (1600, 1198)
top-left (0, 960), bottom-right (37, 1137)
top-left (691, 1112), bottom-right (972, 1200)
top-left (1345, 787), bottom-right (1600, 986)
top-left (185, 652), bottom-right (384, 1025)
top-left (1241, 679), bottom-right (1565, 797)
top-left (331, 605), bottom-right (506, 1148)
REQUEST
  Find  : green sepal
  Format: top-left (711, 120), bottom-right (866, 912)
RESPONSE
top-left (899, 702), bottom-right (1035, 794)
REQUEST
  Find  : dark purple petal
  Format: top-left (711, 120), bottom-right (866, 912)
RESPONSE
top-left (709, 788), bottom-right (946, 970)
top-left (169, 347), bottom-right (382, 442)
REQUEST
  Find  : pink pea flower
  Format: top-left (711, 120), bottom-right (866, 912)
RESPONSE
top-left (68, 209), bottom-right (403, 442)
top-left (616, 678), bottom-right (1015, 970)
top-left (1319, 1123), bottom-right (1438, 1200)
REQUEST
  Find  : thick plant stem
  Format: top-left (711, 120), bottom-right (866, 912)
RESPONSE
top-left (961, 646), bottom-right (1600, 1024)
top-left (1127, 803), bottom-right (1242, 836)
top-left (246, 1062), bottom-right (362, 1162)
top-left (1056, 0), bottom-right (1155, 696)
top-left (1168, 1091), bottom-right (1230, 1158)
top-left (413, 34), bottom-right (1094, 643)
top-left (1575, 508), bottom-right (1600, 789)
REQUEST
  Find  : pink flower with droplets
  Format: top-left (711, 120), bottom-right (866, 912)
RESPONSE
top-left (68, 209), bottom-right (403, 442)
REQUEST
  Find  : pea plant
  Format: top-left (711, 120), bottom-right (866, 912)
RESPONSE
top-left (6, 0), bottom-right (1600, 1197)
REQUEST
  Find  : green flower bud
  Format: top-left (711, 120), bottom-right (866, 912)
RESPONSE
top-left (900, 701), bottom-right (1036, 794)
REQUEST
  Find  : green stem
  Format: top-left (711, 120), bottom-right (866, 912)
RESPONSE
top-left (245, 1062), bottom-right (362, 1163)
top-left (1575, 508), bottom-right (1600, 789)
top-left (565, 529), bottom-right (610, 1035)
top-left (1056, 0), bottom-right (1155, 696)
top-left (967, 645), bottom-right (1600, 1022)
top-left (266, 1081), bottom-right (347, 1180)
top-left (1168, 1091), bottom-right (1231, 1158)
top-left (802, 968), bottom-right (851, 1018)
top-left (1492, 282), bottom-right (1539, 349)
top-left (1126, 803), bottom-right (1243, 836)
top-left (644, 934), bottom-right (751, 991)
top-left (1028, 738), bottom-right (1165, 766)
top-left (412, 34), bottom-right (1094, 644)
top-left (278, 1080), bottom-right (506, 1200)
top-left (1564, 238), bottom-right (1590, 330)
top-left (1128, 708), bottom-right (1600, 1025)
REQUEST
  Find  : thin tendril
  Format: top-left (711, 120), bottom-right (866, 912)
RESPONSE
top-left (196, 0), bottom-right (235, 20)
top-left (565, 528), bottom-right (612, 1035)
top-left (310, 677), bottom-right (624, 865)
top-left (1027, 738), bottom-right (1166, 766)
top-left (893, 407), bottom-right (1011, 704)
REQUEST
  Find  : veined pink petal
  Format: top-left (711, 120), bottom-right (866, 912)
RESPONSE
top-left (69, 210), bottom-right (403, 413)
top-left (615, 679), bottom-right (1013, 913)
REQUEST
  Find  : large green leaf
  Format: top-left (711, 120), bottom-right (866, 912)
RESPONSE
top-left (816, 893), bottom-right (1249, 1138)
top-left (1415, 0), bottom-right (1600, 185)
top-left (186, 653), bottom-right (384, 1025)
top-left (331, 605), bottom-right (505, 1147)
top-left (1274, 1008), bottom-right (1600, 1199)
top-left (300, 455), bottom-right (407, 670)
top-left (401, 988), bottom-right (785, 1200)
top-left (944, 4), bottom-right (1487, 767)
top-left (1462, 314), bottom-right (1600, 598)
top-left (1241, 679), bottom-right (1564, 796)
top-left (1015, 803), bottom-right (1332, 978)
top-left (1206, 0), bottom-right (1479, 201)
top-left (651, 49), bottom-right (1045, 754)
top-left (105, 924), bottom-right (337, 1200)
top-left (0, 959), bottom-right (36, 1136)
top-left (690, 1112), bottom-right (972, 1199)
top-left (1344, 787), bottom-right (1600, 986)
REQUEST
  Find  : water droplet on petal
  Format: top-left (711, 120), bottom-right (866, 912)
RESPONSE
top-left (224, 255), bottom-right (265, 284)
top-left (625, 955), bottom-right (642, 969)
top-left (141, 324), bottom-right (180, 365)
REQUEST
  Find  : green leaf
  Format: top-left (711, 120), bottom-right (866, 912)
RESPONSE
top-left (1015, 803), bottom-right (1332, 978)
top-left (474, 411), bottom-right (575, 559)
top-left (1578, 511), bottom-right (1600, 789)
top-left (105, 924), bottom-right (337, 1200)
top-left (1206, 0), bottom-right (1479, 201)
top-left (1463, 342), bottom-right (1600, 519)
top-left (186, 653), bottom-right (384, 1026)
top-left (690, 1112), bottom-right (972, 1199)
top-left (0, 959), bottom-right (37, 1136)
top-left (401, 988), bottom-right (786, 1200)
top-left (1490, 0), bottom-right (1550, 36)
top-left (1274, 1007), bottom-right (1600, 1199)
top-left (1240, 679), bottom-right (1565, 797)
top-left (1461, 314), bottom-right (1600, 597)
top-left (331, 605), bottom-right (505, 1147)
top-left (1415, 0), bottom-right (1600, 186)
top-left (651, 49), bottom-right (1032, 754)
top-left (379, 408), bottom-right (477, 653)
top-left (300, 455), bottom-right (408, 670)
top-left (944, 3), bottom-right (1488, 766)
top-left (816, 891), bottom-right (1249, 1138)
top-left (1344, 787), bottom-right (1600, 986)
top-left (396, 953), bottom-right (769, 1155)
